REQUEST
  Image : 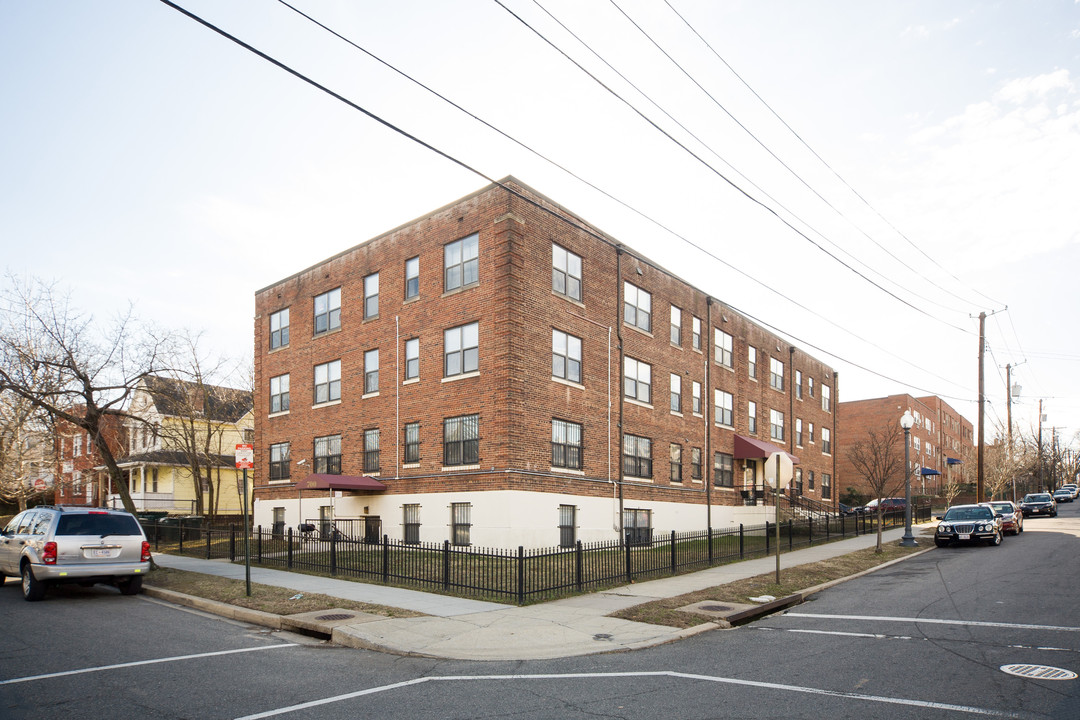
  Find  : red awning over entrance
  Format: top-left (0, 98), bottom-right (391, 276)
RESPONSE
top-left (733, 434), bottom-right (800, 464)
top-left (294, 474), bottom-right (387, 492)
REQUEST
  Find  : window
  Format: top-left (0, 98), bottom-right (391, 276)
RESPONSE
top-left (796, 418), bottom-right (804, 447)
top-left (623, 508), bottom-right (652, 546)
top-left (692, 381), bottom-right (702, 415)
top-left (445, 233), bottom-right (479, 291)
top-left (770, 409), bottom-right (785, 441)
top-left (364, 349), bottom-right (379, 394)
top-left (670, 374), bottom-right (682, 413)
top-left (405, 338), bottom-right (419, 380)
top-left (808, 377), bottom-right (815, 397)
top-left (364, 429), bottom-right (380, 473)
top-left (444, 322), bottom-right (479, 377)
top-left (623, 282), bottom-right (651, 332)
top-left (714, 452), bottom-right (733, 487)
top-left (314, 435), bottom-right (341, 475)
top-left (691, 447), bottom-right (702, 480)
top-left (404, 422), bottom-right (420, 464)
top-left (403, 504), bottom-right (420, 544)
top-left (551, 419), bottom-right (583, 470)
top-left (314, 360), bottom-right (341, 404)
top-left (822, 384), bottom-right (831, 412)
top-left (622, 434), bottom-right (652, 478)
top-left (692, 316), bottom-right (702, 351)
top-left (794, 467), bottom-right (803, 495)
top-left (770, 357), bottom-right (784, 390)
top-left (795, 370), bottom-right (803, 399)
top-left (714, 389), bottom-right (733, 427)
top-left (270, 374), bottom-right (290, 413)
top-left (669, 443), bottom-right (682, 483)
top-left (623, 357), bottom-right (651, 403)
top-left (313, 288), bottom-right (341, 335)
top-left (363, 273), bottom-right (379, 319)
top-left (714, 329), bottom-right (733, 368)
top-left (552, 329), bottom-right (582, 383)
top-left (405, 256), bottom-right (419, 300)
top-left (821, 473), bottom-right (832, 493)
top-left (73, 434), bottom-right (82, 457)
top-left (559, 504), bottom-right (577, 548)
top-left (270, 308), bottom-right (289, 349)
top-left (269, 442), bottom-right (290, 480)
top-left (808, 470), bottom-right (816, 490)
top-left (451, 502), bottom-right (471, 546)
top-left (809, 422), bottom-right (815, 442)
top-left (748, 347), bottom-right (757, 379)
top-left (822, 428), bottom-right (831, 454)
top-left (552, 244), bottom-right (582, 301)
top-left (151, 468), bottom-right (158, 493)
top-left (748, 401), bottom-right (757, 434)
top-left (444, 414), bottom-right (479, 466)
top-left (670, 306), bottom-right (681, 346)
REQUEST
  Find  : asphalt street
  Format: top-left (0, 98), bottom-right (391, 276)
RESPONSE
top-left (2, 501), bottom-right (1078, 719)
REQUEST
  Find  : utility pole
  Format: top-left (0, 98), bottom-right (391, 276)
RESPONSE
top-left (977, 312), bottom-right (986, 503)
top-left (1037, 398), bottom-right (1044, 492)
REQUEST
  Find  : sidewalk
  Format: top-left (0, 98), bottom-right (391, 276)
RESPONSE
top-left (151, 525), bottom-right (930, 661)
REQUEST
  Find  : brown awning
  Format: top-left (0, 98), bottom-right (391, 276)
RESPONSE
top-left (733, 434), bottom-right (799, 464)
top-left (294, 474), bottom-right (387, 492)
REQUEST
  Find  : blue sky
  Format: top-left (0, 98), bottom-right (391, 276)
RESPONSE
top-left (2, 0), bottom-right (1079, 445)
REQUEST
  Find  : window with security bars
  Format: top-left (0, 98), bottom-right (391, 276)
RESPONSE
top-left (404, 422), bottom-right (420, 464)
top-left (714, 452), bottom-right (733, 487)
top-left (623, 508), bottom-right (652, 546)
top-left (669, 443), bottom-right (682, 483)
top-left (622, 434), bottom-right (652, 478)
top-left (691, 447), bottom-right (702, 480)
top-left (364, 349), bottom-right (379, 394)
top-left (552, 329), bottom-right (582, 383)
top-left (623, 282), bottom-right (651, 332)
top-left (314, 435), bottom-right (341, 475)
top-left (551, 419), bottom-right (582, 470)
top-left (269, 442), bottom-right (290, 480)
top-left (444, 322), bottom-right (479, 377)
top-left (445, 233), bottom-right (479, 291)
top-left (443, 414), bottom-right (479, 466)
top-left (552, 244), bottom-right (582, 301)
top-left (714, 329), bottom-right (733, 368)
top-left (270, 374), bottom-right (289, 413)
top-left (558, 504), bottom-right (576, 548)
top-left (270, 308), bottom-right (289, 349)
top-left (451, 502), bottom-right (471, 546)
top-left (364, 429), bottom-right (380, 473)
top-left (313, 288), bottom-right (341, 336)
top-left (363, 273), bottom-right (379, 319)
top-left (403, 504), bottom-right (420, 544)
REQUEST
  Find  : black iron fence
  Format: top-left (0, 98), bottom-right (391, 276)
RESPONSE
top-left (142, 505), bottom-right (930, 605)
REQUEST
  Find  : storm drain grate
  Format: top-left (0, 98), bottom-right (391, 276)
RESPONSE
top-left (315, 613), bottom-right (357, 621)
top-left (699, 604), bottom-right (736, 613)
top-left (1000, 664), bottom-right (1077, 680)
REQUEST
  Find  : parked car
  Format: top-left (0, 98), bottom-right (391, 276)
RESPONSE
top-left (1019, 493), bottom-right (1057, 518)
top-left (1061, 484), bottom-right (1079, 499)
top-left (984, 500), bottom-right (1023, 535)
top-left (0, 506), bottom-right (151, 601)
top-left (861, 497), bottom-right (906, 514)
top-left (1052, 489), bottom-right (1073, 503)
top-left (838, 503), bottom-right (857, 516)
top-left (935, 504), bottom-right (1004, 547)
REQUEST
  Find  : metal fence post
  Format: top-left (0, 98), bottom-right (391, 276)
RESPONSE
top-left (179, 520), bottom-right (184, 555)
top-left (206, 528), bottom-right (212, 559)
top-left (708, 526), bottom-right (714, 563)
top-left (808, 516), bottom-right (813, 547)
top-left (442, 540), bottom-right (450, 592)
top-left (517, 546), bottom-right (525, 605)
top-left (670, 530), bottom-right (677, 574)
top-left (230, 527), bottom-right (236, 562)
top-left (575, 540), bottom-right (583, 592)
top-left (154, 519), bottom-right (160, 552)
top-left (788, 519), bottom-right (793, 550)
top-left (287, 526), bottom-right (293, 569)
top-left (739, 523), bottom-right (744, 559)
top-left (330, 530), bottom-right (337, 576)
top-left (257, 525), bottom-right (263, 563)
top-left (382, 534), bottom-right (389, 583)
top-left (624, 535), bottom-right (632, 584)
top-left (765, 520), bottom-right (770, 554)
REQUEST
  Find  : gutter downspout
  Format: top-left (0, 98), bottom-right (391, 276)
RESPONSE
top-left (616, 247), bottom-right (625, 541)
top-left (705, 297), bottom-right (712, 532)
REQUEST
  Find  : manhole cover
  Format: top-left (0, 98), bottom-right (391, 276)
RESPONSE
top-left (315, 613), bottom-right (356, 621)
top-left (1000, 664), bottom-right (1077, 680)
top-left (699, 604), bottom-right (734, 612)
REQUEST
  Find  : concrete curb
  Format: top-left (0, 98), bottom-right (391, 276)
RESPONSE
top-left (142, 586), bottom-right (282, 630)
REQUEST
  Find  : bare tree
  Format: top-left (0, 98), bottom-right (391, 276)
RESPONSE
top-left (0, 390), bottom-right (55, 511)
top-left (0, 277), bottom-right (171, 515)
top-left (845, 423), bottom-right (906, 552)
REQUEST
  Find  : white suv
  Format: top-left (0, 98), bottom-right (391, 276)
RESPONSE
top-left (0, 506), bottom-right (151, 601)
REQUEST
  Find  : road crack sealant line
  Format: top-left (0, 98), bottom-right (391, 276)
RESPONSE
top-left (784, 613), bottom-right (1080, 633)
top-left (232, 670), bottom-right (1022, 719)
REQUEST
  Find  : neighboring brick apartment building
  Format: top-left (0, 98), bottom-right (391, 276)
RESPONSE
top-left (53, 411), bottom-right (126, 507)
top-left (253, 178), bottom-right (838, 548)
top-left (837, 394), bottom-right (974, 499)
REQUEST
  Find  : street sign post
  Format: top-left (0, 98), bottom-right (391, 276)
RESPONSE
top-left (235, 444), bottom-right (253, 596)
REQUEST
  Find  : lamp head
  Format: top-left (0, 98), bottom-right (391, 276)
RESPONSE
top-left (900, 410), bottom-right (915, 430)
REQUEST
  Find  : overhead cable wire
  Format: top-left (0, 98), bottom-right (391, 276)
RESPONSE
top-left (493, 0), bottom-right (974, 335)
top-left (157, 0), bottom-right (974, 402)
top-left (663, 0), bottom-right (1004, 310)
top-left (273, 0), bottom-right (970, 390)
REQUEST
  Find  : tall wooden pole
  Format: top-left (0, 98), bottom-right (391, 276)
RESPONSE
top-left (977, 312), bottom-right (986, 503)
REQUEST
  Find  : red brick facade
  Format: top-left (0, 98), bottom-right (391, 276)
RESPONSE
top-left (53, 411), bottom-right (126, 507)
top-left (252, 179), bottom-right (838, 547)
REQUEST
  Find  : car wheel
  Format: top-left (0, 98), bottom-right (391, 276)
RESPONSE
top-left (21, 564), bottom-right (46, 601)
top-left (988, 531), bottom-right (1002, 547)
top-left (116, 576), bottom-right (143, 596)
top-left (934, 538), bottom-right (948, 548)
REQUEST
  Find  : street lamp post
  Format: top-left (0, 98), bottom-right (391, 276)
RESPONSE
top-left (900, 411), bottom-right (918, 547)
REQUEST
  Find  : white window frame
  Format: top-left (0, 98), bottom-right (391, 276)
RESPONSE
top-left (623, 282), bottom-right (651, 332)
top-left (623, 356), bottom-right (652, 404)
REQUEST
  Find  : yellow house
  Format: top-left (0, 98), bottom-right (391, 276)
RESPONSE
top-left (112, 376), bottom-right (254, 518)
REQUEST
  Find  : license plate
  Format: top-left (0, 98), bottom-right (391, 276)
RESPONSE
top-left (87, 548), bottom-right (117, 559)
top-left (959, 533), bottom-right (971, 540)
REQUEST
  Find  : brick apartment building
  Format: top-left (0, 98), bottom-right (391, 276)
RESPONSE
top-left (53, 411), bottom-right (126, 507)
top-left (836, 394), bottom-right (974, 500)
top-left (252, 178), bottom-right (838, 548)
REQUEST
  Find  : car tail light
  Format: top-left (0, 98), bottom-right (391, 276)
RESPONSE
top-left (141, 541), bottom-right (151, 562)
top-left (43, 542), bottom-right (58, 564)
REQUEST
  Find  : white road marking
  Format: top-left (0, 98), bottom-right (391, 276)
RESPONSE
top-left (0, 644), bottom-right (297, 685)
top-left (233, 671), bottom-right (1020, 719)
top-left (785, 613), bottom-right (1080, 632)
top-left (785, 629), bottom-right (912, 640)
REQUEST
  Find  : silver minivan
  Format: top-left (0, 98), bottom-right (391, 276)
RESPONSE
top-left (0, 506), bottom-right (151, 601)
